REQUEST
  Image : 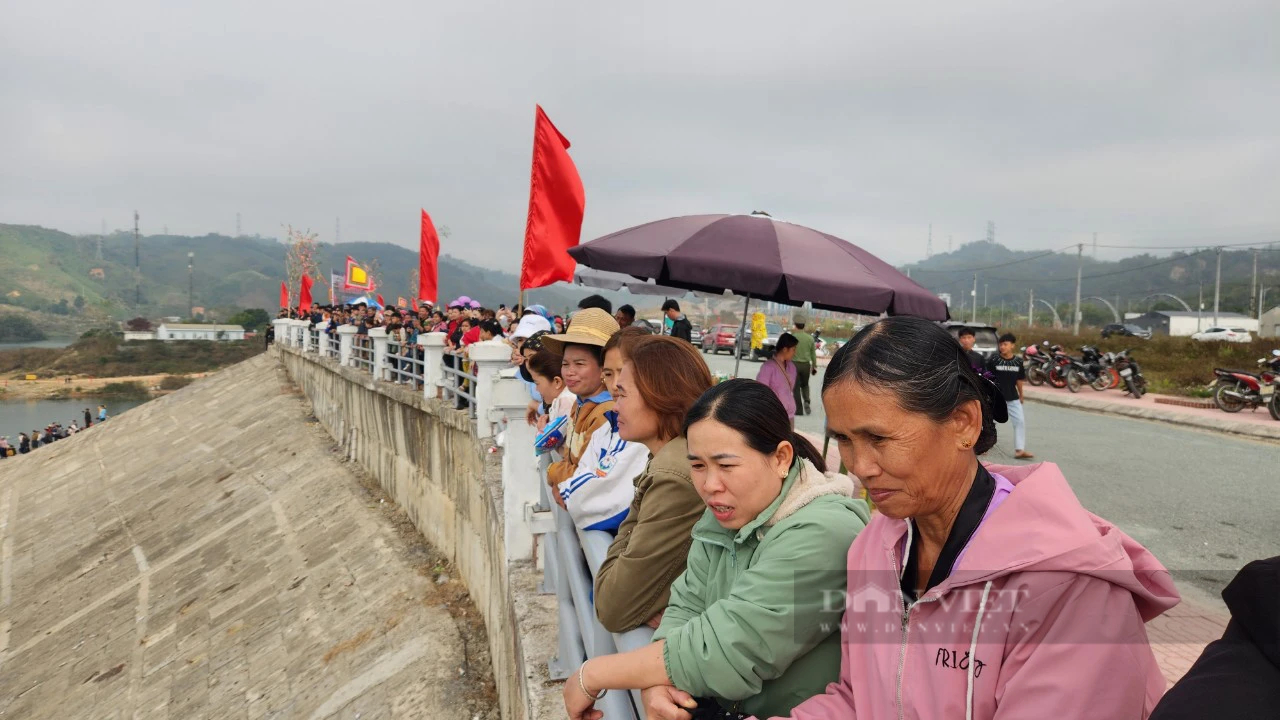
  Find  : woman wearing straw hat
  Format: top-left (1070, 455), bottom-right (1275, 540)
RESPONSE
top-left (541, 309), bottom-right (622, 507)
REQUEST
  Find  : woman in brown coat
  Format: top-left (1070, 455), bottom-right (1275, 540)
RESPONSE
top-left (594, 336), bottom-right (714, 632)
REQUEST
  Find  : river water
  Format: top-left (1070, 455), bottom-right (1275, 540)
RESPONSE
top-left (0, 338), bottom-right (76, 350)
top-left (0, 397), bottom-right (148, 440)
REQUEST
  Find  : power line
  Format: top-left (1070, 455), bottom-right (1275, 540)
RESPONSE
top-left (1094, 240), bottom-right (1280, 251)
top-left (988, 247), bottom-right (1215, 284)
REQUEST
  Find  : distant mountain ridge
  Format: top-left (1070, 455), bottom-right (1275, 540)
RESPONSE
top-left (0, 223), bottom-right (592, 318)
top-left (902, 240), bottom-right (1278, 318)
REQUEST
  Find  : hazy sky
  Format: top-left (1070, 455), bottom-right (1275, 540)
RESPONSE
top-left (3, 0), bottom-right (1277, 272)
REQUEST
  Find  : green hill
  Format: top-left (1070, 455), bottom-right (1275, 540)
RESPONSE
top-left (902, 240), bottom-right (1279, 323)
top-left (0, 223), bottom-right (593, 320)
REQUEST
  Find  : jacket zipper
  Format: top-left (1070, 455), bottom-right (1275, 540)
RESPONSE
top-left (891, 548), bottom-right (939, 720)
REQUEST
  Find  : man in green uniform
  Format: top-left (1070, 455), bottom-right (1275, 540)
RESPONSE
top-left (791, 315), bottom-right (817, 416)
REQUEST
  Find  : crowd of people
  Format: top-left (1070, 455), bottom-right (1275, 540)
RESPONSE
top-left (1, 405), bottom-right (108, 457)
top-left (277, 293), bottom-right (1269, 720)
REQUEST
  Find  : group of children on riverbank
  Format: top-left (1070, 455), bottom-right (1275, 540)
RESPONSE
top-left (0, 405), bottom-right (107, 457)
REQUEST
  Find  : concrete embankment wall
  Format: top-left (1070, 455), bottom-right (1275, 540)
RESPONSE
top-left (277, 347), bottom-right (557, 720)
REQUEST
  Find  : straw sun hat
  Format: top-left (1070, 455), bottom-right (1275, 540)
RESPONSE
top-left (539, 308), bottom-right (620, 355)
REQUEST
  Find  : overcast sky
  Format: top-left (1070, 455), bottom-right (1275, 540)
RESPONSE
top-left (3, 0), bottom-right (1277, 272)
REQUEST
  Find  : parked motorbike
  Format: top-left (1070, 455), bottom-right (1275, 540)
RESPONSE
top-left (1212, 350), bottom-right (1280, 413)
top-left (1046, 344), bottom-right (1071, 389)
top-left (1266, 352), bottom-right (1280, 421)
top-left (1065, 345), bottom-right (1112, 393)
top-left (1111, 349), bottom-right (1148, 398)
top-left (1023, 343), bottom-right (1054, 386)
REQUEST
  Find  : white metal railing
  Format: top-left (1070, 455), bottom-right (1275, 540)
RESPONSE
top-left (440, 352), bottom-right (478, 418)
top-left (385, 338), bottom-right (426, 388)
top-left (538, 463), bottom-right (652, 720)
top-left (308, 327), bottom-right (321, 354)
top-left (277, 321), bottom-right (645, 712)
top-left (351, 335), bottom-right (374, 372)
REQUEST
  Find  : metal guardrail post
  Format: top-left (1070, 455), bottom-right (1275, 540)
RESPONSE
top-left (494, 373), bottom-right (548, 562)
top-left (368, 327), bottom-right (388, 381)
top-left (271, 319), bottom-right (290, 347)
top-left (337, 325), bottom-right (357, 366)
top-left (470, 340), bottom-right (512, 440)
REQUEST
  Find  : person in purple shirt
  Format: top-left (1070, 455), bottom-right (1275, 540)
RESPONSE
top-left (756, 332), bottom-right (799, 424)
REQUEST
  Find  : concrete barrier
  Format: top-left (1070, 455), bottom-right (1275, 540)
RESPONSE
top-left (276, 346), bottom-right (563, 720)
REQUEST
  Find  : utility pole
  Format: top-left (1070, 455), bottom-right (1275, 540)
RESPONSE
top-left (1213, 247), bottom-right (1222, 327)
top-left (927, 223), bottom-right (933, 258)
top-left (1029, 289), bottom-right (1035, 327)
top-left (1093, 231), bottom-right (1098, 257)
top-left (97, 219), bottom-right (105, 261)
top-left (236, 212), bottom-right (242, 238)
top-left (986, 221), bottom-right (995, 244)
top-left (188, 251), bottom-right (195, 318)
top-left (971, 274), bottom-right (978, 323)
top-left (134, 210), bottom-right (141, 306)
top-left (1250, 249), bottom-right (1259, 318)
top-left (1072, 243), bottom-right (1083, 335)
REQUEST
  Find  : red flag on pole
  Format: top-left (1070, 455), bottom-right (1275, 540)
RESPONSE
top-left (279, 281), bottom-right (288, 309)
top-left (419, 210), bottom-right (440, 305)
top-left (520, 106), bottom-right (584, 291)
top-left (376, 293), bottom-right (385, 307)
top-left (299, 275), bottom-right (314, 313)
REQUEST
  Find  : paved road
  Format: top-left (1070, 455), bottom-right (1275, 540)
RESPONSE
top-left (704, 351), bottom-right (1280, 607)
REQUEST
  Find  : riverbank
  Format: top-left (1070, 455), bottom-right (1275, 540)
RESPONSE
top-left (0, 372), bottom-right (209, 400)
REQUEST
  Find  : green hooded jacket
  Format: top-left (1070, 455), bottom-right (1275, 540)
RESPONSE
top-left (653, 458), bottom-right (870, 718)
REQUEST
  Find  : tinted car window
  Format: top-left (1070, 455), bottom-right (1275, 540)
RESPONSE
top-left (975, 330), bottom-right (999, 347)
top-left (1123, 325), bottom-right (1144, 333)
top-left (1229, 328), bottom-right (1248, 333)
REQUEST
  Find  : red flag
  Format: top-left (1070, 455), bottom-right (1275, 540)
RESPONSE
top-left (279, 281), bottom-right (288, 309)
top-left (520, 105), bottom-right (584, 290)
top-left (419, 210), bottom-right (440, 304)
top-left (376, 293), bottom-right (385, 307)
top-left (299, 275), bottom-right (314, 313)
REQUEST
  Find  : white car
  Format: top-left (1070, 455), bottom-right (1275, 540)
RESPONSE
top-left (1191, 327), bottom-right (1254, 343)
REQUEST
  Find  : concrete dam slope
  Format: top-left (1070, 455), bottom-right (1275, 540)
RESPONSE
top-left (0, 353), bottom-right (495, 719)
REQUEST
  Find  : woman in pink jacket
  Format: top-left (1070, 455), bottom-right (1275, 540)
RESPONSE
top-left (756, 316), bottom-right (1180, 720)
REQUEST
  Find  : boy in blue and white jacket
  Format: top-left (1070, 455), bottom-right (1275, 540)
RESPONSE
top-left (558, 408), bottom-right (647, 532)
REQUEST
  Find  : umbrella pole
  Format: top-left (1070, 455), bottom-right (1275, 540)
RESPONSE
top-left (733, 294), bottom-right (751, 378)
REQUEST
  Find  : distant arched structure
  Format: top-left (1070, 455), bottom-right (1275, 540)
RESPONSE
top-left (1140, 293), bottom-right (1192, 312)
top-left (1083, 297), bottom-right (1121, 324)
top-left (1033, 299), bottom-right (1064, 329)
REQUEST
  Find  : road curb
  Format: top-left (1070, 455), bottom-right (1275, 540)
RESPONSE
top-left (1024, 390), bottom-right (1280, 443)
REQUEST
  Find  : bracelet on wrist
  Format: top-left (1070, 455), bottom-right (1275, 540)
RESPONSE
top-left (578, 660), bottom-right (606, 701)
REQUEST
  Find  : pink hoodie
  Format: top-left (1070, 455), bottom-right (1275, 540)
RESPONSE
top-left (763, 461), bottom-right (1180, 720)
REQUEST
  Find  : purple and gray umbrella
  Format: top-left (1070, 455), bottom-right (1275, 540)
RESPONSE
top-left (568, 213), bottom-right (948, 320)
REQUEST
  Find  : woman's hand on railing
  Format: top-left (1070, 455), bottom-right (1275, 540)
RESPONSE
top-left (563, 664), bottom-right (605, 720)
top-left (641, 685), bottom-right (697, 720)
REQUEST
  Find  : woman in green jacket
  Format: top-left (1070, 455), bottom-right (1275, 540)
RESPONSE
top-left (563, 379), bottom-right (869, 720)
